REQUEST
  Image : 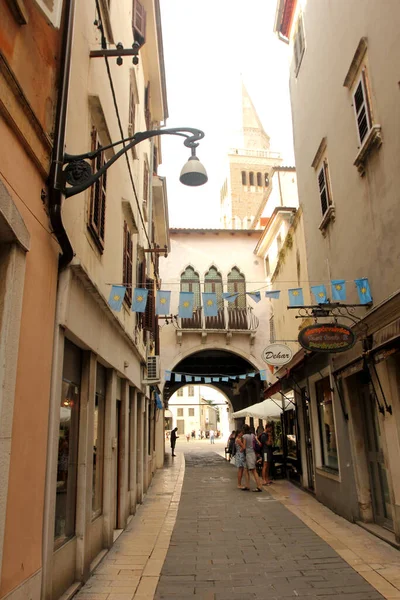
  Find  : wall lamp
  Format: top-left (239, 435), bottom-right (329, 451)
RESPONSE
top-left (62, 127), bottom-right (208, 198)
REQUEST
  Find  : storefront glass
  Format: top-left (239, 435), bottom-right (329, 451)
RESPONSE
top-left (316, 376), bottom-right (338, 471)
top-left (92, 392), bottom-right (105, 518)
top-left (54, 380), bottom-right (80, 545)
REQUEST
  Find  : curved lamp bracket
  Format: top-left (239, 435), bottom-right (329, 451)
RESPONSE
top-left (62, 127), bottom-right (206, 198)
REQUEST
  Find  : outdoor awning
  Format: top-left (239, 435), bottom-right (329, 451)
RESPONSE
top-left (264, 380), bottom-right (282, 399)
top-left (231, 398), bottom-right (292, 421)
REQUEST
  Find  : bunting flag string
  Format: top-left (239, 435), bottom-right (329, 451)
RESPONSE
top-left (108, 285), bottom-right (126, 311)
top-left (106, 278), bottom-right (373, 312)
top-left (202, 292), bottom-right (219, 317)
top-left (162, 369), bottom-right (268, 383)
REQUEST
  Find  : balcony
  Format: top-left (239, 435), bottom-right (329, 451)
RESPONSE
top-left (174, 306), bottom-right (259, 346)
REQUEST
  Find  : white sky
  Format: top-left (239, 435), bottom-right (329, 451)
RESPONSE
top-left (158, 0), bottom-right (295, 228)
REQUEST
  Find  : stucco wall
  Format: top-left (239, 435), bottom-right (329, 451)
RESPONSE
top-left (288, 0), bottom-right (400, 306)
top-left (0, 121), bottom-right (58, 597)
top-left (159, 231), bottom-right (272, 387)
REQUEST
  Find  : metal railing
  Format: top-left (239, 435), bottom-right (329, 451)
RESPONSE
top-left (176, 306), bottom-right (259, 332)
top-left (228, 148), bottom-right (281, 159)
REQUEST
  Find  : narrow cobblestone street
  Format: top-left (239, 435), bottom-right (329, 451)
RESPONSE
top-left (155, 445), bottom-right (383, 600)
top-left (75, 441), bottom-right (400, 600)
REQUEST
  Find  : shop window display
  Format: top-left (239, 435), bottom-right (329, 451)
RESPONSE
top-left (316, 376), bottom-right (338, 471)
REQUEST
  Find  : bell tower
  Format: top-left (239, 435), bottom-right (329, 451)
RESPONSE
top-left (220, 83), bottom-right (282, 229)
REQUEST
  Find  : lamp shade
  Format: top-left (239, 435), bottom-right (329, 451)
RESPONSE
top-left (179, 155), bottom-right (208, 186)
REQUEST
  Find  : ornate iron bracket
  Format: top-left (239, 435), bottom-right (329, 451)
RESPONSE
top-left (62, 127), bottom-right (205, 198)
top-left (288, 302), bottom-right (371, 327)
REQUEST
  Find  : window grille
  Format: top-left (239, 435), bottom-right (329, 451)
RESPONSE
top-left (204, 266), bottom-right (224, 309)
top-left (180, 266), bottom-right (201, 308)
top-left (227, 267), bottom-right (246, 309)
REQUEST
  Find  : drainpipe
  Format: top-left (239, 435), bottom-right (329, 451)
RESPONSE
top-left (47, 0), bottom-right (76, 269)
top-left (41, 4), bottom-right (76, 598)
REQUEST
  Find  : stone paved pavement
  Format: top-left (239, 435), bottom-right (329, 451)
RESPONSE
top-left (155, 449), bottom-right (384, 600)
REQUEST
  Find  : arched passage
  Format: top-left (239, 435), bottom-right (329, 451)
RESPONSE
top-left (162, 349), bottom-right (263, 414)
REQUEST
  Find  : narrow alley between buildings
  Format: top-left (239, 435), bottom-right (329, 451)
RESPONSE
top-left (76, 441), bottom-right (400, 600)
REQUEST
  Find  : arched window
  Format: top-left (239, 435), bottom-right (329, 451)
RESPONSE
top-left (264, 173), bottom-right (269, 187)
top-left (204, 266), bottom-right (223, 309)
top-left (180, 266), bottom-right (201, 308)
top-left (227, 267), bottom-right (246, 309)
top-left (257, 172), bottom-right (262, 187)
top-left (249, 172), bottom-right (255, 186)
top-left (241, 171), bottom-right (247, 185)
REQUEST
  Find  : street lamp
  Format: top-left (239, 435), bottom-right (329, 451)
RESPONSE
top-left (62, 127), bottom-right (207, 198)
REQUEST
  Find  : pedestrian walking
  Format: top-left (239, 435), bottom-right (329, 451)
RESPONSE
top-left (209, 429), bottom-right (215, 444)
top-left (186, 433), bottom-right (190, 442)
top-left (227, 430), bottom-right (236, 461)
top-left (242, 424), bottom-right (263, 492)
top-left (171, 427), bottom-right (179, 457)
top-left (260, 422), bottom-right (274, 485)
top-left (235, 430), bottom-right (250, 490)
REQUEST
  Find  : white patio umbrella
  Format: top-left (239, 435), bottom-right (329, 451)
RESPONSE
top-left (231, 397), bottom-right (292, 420)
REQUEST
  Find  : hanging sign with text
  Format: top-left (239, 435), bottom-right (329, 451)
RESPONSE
top-left (298, 323), bottom-right (356, 353)
top-left (262, 344), bottom-right (293, 366)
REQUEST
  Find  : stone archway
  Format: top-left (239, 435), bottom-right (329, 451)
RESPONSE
top-left (162, 348), bottom-right (263, 414)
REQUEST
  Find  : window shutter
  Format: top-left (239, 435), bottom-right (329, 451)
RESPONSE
top-left (136, 258), bottom-right (146, 328)
top-left (353, 72), bottom-right (371, 145)
top-left (34, 0), bottom-right (62, 26)
top-left (144, 83), bottom-right (151, 130)
top-left (318, 161), bottom-right (331, 216)
top-left (270, 315), bottom-right (276, 343)
top-left (123, 222), bottom-right (133, 304)
top-left (144, 278), bottom-right (155, 331)
top-left (132, 0), bottom-right (146, 46)
top-left (143, 161), bottom-right (149, 205)
top-left (294, 15), bottom-right (305, 73)
top-left (153, 145), bottom-right (158, 175)
top-left (89, 127), bottom-right (106, 251)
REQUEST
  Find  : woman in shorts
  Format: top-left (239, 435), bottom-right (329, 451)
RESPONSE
top-left (235, 430), bottom-right (249, 490)
top-left (242, 424), bottom-right (263, 492)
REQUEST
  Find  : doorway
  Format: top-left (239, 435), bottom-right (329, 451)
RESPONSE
top-left (302, 388), bottom-right (314, 491)
top-left (362, 382), bottom-right (393, 530)
top-left (114, 399), bottom-right (122, 535)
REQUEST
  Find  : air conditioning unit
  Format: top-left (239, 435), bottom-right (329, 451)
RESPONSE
top-left (143, 355), bottom-right (160, 384)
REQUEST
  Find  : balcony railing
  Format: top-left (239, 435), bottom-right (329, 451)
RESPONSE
top-left (176, 306), bottom-right (259, 332)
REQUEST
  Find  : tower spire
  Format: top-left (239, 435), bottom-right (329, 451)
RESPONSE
top-left (241, 82), bottom-right (270, 150)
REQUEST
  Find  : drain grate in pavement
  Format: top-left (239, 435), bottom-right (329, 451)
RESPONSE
top-left (201, 476), bottom-right (231, 483)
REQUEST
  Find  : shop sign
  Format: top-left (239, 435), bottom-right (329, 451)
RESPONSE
top-left (298, 323), bottom-right (355, 353)
top-left (262, 343), bottom-right (293, 366)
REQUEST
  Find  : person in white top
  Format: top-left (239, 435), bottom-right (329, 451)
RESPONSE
top-left (209, 429), bottom-right (215, 444)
